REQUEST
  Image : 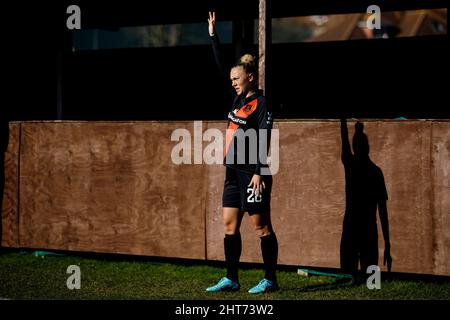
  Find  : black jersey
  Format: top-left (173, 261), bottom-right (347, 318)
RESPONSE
top-left (211, 35), bottom-right (273, 175)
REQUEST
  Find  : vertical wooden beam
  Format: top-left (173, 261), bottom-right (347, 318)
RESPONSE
top-left (259, 0), bottom-right (271, 96)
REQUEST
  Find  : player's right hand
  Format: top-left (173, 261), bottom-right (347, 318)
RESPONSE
top-left (208, 11), bottom-right (216, 36)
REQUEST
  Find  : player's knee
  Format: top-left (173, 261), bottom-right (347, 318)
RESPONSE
top-left (254, 225), bottom-right (271, 237)
top-left (223, 221), bottom-right (238, 235)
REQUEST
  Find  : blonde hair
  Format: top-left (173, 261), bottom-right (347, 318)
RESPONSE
top-left (240, 54), bottom-right (255, 65)
top-left (233, 54), bottom-right (258, 81)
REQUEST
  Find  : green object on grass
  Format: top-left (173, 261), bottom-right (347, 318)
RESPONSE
top-left (297, 268), bottom-right (352, 279)
top-left (33, 251), bottom-right (66, 258)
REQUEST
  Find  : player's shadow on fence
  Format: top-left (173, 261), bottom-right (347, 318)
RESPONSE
top-left (339, 119), bottom-right (392, 277)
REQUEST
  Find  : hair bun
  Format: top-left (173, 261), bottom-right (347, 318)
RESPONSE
top-left (240, 54), bottom-right (256, 65)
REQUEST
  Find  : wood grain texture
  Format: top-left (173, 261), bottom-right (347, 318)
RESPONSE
top-left (431, 121), bottom-right (450, 275)
top-left (3, 120), bottom-right (449, 275)
top-left (206, 120), bottom-right (449, 275)
top-left (204, 121), bottom-right (227, 262)
top-left (258, 0), bottom-right (267, 93)
top-left (206, 121), bottom-right (346, 267)
top-left (364, 121), bottom-right (433, 274)
top-left (19, 122), bottom-right (205, 259)
top-left (1, 123), bottom-right (20, 247)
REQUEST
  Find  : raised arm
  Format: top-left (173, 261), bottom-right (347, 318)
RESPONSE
top-left (340, 119), bottom-right (352, 165)
top-left (208, 12), bottom-right (226, 78)
top-left (208, 11), bottom-right (216, 37)
top-left (208, 12), bottom-right (237, 100)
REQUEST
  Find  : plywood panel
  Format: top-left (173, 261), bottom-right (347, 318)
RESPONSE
top-left (204, 121), bottom-right (227, 261)
top-left (7, 120), bottom-right (449, 275)
top-left (1, 123), bottom-right (20, 247)
top-left (204, 121), bottom-right (282, 264)
top-left (269, 121), bottom-right (345, 267)
top-left (431, 121), bottom-right (450, 275)
top-left (19, 122), bottom-right (206, 259)
top-left (368, 121), bottom-right (433, 274)
top-left (206, 120), bottom-right (444, 275)
top-left (206, 121), bottom-right (346, 267)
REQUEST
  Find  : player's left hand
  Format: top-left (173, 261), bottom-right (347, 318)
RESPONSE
top-left (248, 174), bottom-right (265, 196)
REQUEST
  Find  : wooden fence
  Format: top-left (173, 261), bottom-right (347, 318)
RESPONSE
top-left (2, 120), bottom-right (449, 275)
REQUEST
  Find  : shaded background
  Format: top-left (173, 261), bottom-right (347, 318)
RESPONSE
top-left (2, 0), bottom-right (448, 121)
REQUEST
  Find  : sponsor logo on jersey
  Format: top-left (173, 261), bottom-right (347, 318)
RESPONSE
top-left (228, 112), bottom-right (247, 125)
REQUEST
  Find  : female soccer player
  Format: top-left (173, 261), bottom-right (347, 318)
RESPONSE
top-left (205, 12), bottom-right (278, 294)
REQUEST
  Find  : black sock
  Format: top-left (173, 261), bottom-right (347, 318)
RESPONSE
top-left (260, 233), bottom-right (278, 282)
top-left (224, 233), bottom-right (241, 282)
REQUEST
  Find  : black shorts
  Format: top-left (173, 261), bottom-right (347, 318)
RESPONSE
top-left (222, 166), bottom-right (272, 214)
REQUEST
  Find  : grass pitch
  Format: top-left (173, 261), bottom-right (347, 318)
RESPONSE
top-left (1, 251), bottom-right (449, 300)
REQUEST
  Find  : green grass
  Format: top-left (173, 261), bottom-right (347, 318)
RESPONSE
top-left (1, 251), bottom-right (449, 300)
